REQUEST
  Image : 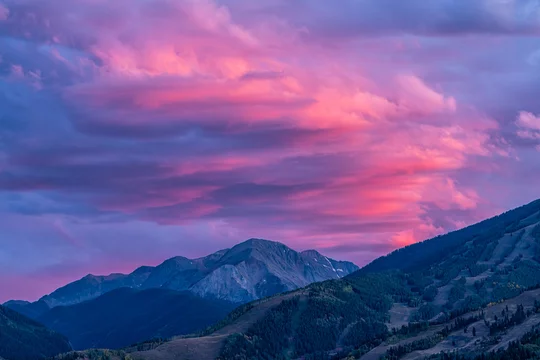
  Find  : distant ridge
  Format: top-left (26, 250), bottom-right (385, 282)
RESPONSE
top-left (6, 238), bottom-right (358, 316)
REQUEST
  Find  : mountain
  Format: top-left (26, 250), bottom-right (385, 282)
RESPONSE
top-left (0, 305), bottom-right (71, 360)
top-left (3, 299), bottom-right (50, 320)
top-left (362, 199), bottom-right (540, 274)
top-left (81, 198), bottom-right (540, 360)
top-left (35, 287), bottom-right (236, 350)
top-left (187, 239), bottom-right (358, 303)
top-left (4, 239), bottom-right (357, 354)
top-left (7, 239), bottom-right (358, 314)
top-left (38, 266), bottom-right (155, 309)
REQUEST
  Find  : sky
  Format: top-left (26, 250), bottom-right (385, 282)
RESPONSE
top-left (1, 0), bottom-right (540, 303)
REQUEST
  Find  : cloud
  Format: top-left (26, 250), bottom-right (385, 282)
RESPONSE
top-left (0, 0), bottom-right (539, 301)
top-left (517, 111), bottom-right (540, 131)
top-left (260, 0), bottom-right (540, 39)
top-left (395, 75), bottom-right (457, 114)
top-left (516, 111), bottom-right (540, 149)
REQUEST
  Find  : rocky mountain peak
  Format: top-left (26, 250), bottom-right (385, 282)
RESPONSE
top-left (9, 238), bottom-right (358, 309)
top-left (228, 238), bottom-right (293, 253)
top-left (300, 249), bottom-right (325, 258)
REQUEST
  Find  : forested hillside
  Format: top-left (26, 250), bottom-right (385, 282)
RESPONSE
top-left (218, 271), bottom-right (413, 359)
top-left (0, 305), bottom-right (71, 360)
top-left (362, 199), bottom-right (540, 273)
top-left (38, 288), bottom-right (236, 350)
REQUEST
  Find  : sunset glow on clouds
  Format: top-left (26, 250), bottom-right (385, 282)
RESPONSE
top-left (1, 0), bottom-right (540, 301)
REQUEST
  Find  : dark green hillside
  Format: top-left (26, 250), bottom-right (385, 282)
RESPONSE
top-left (218, 272), bottom-right (416, 360)
top-left (0, 305), bottom-right (71, 360)
top-left (362, 199), bottom-right (540, 274)
top-left (38, 288), bottom-right (236, 350)
top-left (51, 349), bottom-right (132, 360)
top-left (427, 326), bottom-right (540, 360)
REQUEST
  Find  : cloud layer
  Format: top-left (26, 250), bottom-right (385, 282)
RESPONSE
top-left (1, 0), bottom-right (540, 302)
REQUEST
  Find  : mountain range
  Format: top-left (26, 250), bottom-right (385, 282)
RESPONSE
top-left (5, 199), bottom-right (540, 360)
top-left (23, 238), bottom-right (356, 310)
top-left (3, 239), bottom-right (357, 351)
top-left (90, 198), bottom-right (540, 360)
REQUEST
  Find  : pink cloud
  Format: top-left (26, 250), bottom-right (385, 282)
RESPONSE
top-left (59, 56), bottom-right (506, 242)
top-left (10, 64), bottom-right (23, 77)
top-left (517, 111), bottom-right (540, 131)
top-left (516, 111), bottom-right (540, 148)
top-left (395, 75), bottom-right (457, 115)
top-left (2, 0), bottom-right (536, 302)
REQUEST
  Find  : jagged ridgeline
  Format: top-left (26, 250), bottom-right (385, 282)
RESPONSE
top-left (5, 239), bottom-right (358, 352)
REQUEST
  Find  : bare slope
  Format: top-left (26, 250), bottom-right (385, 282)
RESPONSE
top-left (361, 288), bottom-right (540, 360)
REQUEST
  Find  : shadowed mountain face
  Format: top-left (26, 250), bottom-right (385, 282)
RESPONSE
top-left (79, 198), bottom-right (540, 360)
top-left (36, 288), bottom-right (236, 350)
top-left (0, 305), bottom-right (71, 360)
top-left (6, 239), bottom-right (357, 314)
top-left (2, 300), bottom-right (49, 320)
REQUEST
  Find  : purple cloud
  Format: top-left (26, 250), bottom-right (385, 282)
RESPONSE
top-left (1, 0), bottom-right (540, 302)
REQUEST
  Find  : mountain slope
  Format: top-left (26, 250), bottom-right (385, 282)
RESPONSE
top-left (189, 239), bottom-right (357, 302)
top-left (127, 271), bottom-right (411, 360)
top-left (2, 299), bottom-right (50, 319)
top-left (36, 288), bottom-right (237, 350)
top-left (39, 267), bottom-right (155, 308)
top-left (113, 198), bottom-right (540, 360)
top-left (0, 305), bottom-right (71, 360)
top-left (7, 239), bottom-right (358, 313)
top-left (362, 199), bottom-right (540, 274)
